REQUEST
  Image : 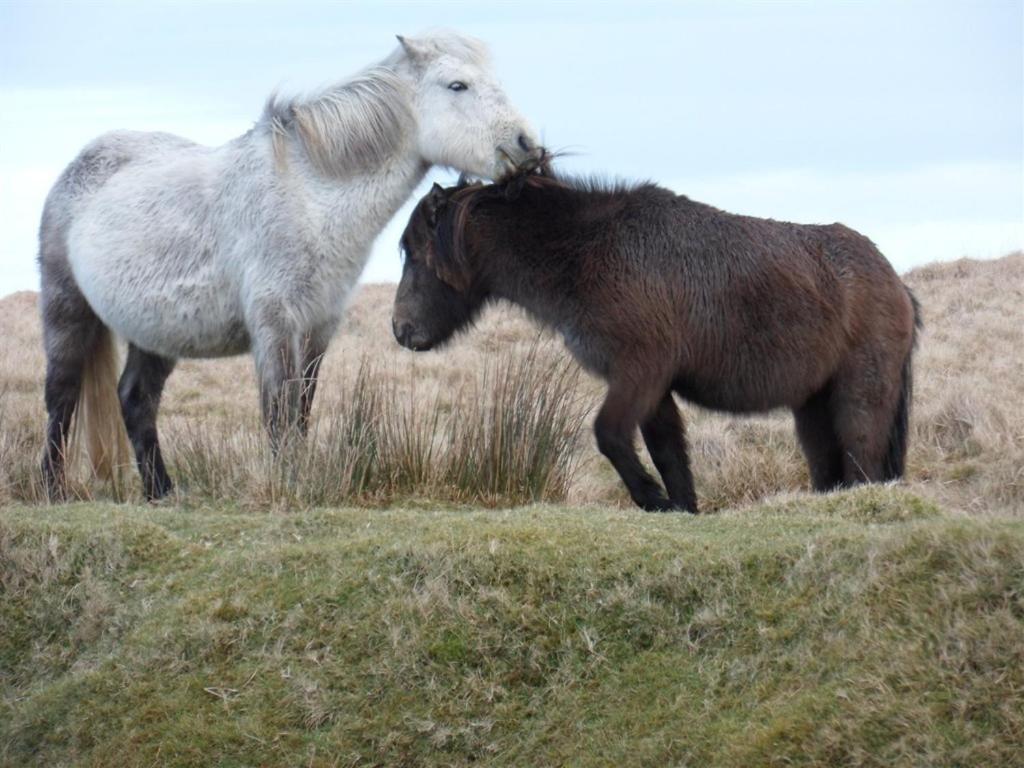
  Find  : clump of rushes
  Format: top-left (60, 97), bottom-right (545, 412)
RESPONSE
top-left (443, 344), bottom-right (587, 504)
top-left (160, 343), bottom-right (587, 509)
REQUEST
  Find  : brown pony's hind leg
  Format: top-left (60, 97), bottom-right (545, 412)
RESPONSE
top-left (793, 384), bottom-right (844, 492)
top-left (640, 392), bottom-right (698, 512)
top-left (594, 380), bottom-right (674, 512)
top-left (831, 361), bottom-right (902, 485)
top-left (118, 344), bottom-right (176, 501)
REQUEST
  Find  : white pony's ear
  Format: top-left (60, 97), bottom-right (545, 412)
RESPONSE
top-left (396, 35), bottom-right (431, 68)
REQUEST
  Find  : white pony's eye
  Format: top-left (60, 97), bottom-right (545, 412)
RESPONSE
top-left (447, 81), bottom-right (468, 92)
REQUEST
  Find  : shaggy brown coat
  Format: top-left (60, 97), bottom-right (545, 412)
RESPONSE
top-left (393, 174), bottom-right (920, 512)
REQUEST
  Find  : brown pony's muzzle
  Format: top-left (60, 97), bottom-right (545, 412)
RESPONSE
top-left (392, 317), bottom-right (433, 352)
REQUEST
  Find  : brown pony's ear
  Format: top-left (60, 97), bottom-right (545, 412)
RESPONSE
top-left (424, 185), bottom-right (472, 292)
top-left (425, 182), bottom-right (448, 227)
top-left (427, 181), bottom-right (446, 203)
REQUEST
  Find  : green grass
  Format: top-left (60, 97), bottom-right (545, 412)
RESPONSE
top-left (2, 486), bottom-right (1022, 767)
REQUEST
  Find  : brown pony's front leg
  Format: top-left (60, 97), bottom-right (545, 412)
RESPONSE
top-left (594, 382), bottom-right (674, 512)
top-left (640, 392), bottom-right (698, 513)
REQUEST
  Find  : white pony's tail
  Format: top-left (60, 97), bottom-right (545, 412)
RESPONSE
top-left (70, 326), bottom-right (131, 484)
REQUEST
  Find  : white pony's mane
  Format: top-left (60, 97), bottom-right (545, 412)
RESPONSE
top-left (263, 67), bottom-right (414, 177)
top-left (261, 32), bottom-right (490, 177)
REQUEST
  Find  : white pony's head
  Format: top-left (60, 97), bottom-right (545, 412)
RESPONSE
top-left (393, 32), bottom-right (540, 180)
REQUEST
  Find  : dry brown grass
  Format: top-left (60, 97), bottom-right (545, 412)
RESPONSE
top-left (2, 252), bottom-right (1022, 514)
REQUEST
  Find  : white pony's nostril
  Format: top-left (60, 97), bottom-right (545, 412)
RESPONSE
top-left (517, 134), bottom-right (533, 153)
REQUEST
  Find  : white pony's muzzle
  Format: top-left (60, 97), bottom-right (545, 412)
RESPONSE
top-left (496, 134), bottom-right (544, 178)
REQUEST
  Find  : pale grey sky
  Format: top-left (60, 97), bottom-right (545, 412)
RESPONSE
top-left (1, 0), bottom-right (1021, 297)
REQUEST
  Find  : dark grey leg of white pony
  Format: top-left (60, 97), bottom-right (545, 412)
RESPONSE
top-left (38, 227), bottom-right (104, 500)
top-left (259, 344), bottom-right (300, 454)
top-left (253, 312), bottom-right (336, 452)
top-left (40, 294), bottom-right (103, 500)
top-left (298, 328), bottom-right (332, 436)
top-left (252, 315), bottom-right (304, 453)
top-left (118, 344), bottom-right (176, 500)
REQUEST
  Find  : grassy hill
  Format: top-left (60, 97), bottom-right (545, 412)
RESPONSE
top-left (3, 487), bottom-right (1022, 766)
top-left (2, 253), bottom-right (1023, 765)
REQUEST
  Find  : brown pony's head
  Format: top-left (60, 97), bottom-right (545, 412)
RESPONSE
top-left (392, 180), bottom-right (483, 351)
top-left (392, 156), bottom-right (557, 351)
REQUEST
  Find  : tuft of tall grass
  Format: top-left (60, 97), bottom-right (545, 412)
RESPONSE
top-left (443, 345), bottom-right (586, 504)
top-left (166, 345), bottom-right (587, 509)
top-left (0, 389), bottom-right (46, 504)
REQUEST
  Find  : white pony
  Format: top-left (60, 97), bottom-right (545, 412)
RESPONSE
top-left (39, 31), bottom-right (539, 500)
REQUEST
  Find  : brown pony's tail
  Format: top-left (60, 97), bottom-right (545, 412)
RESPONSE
top-left (70, 326), bottom-right (131, 486)
top-left (883, 290), bottom-right (922, 480)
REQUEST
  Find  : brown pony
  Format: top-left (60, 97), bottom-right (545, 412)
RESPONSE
top-left (392, 172), bottom-right (921, 512)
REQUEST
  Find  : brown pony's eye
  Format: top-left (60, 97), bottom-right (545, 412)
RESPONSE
top-left (448, 81), bottom-right (468, 92)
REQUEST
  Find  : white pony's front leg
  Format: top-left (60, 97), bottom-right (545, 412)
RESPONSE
top-left (250, 302), bottom-right (306, 453)
top-left (297, 319), bottom-right (339, 436)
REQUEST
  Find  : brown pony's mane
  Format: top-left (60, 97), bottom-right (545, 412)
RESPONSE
top-left (429, 153), bottom-right (569, 289)
top-left (411, 151), bottom-right (651, 290)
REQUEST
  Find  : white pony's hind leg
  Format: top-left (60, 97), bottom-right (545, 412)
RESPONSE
top-left (118, 344), bottom-right (177, 500)
top-left (39, 225), bottom-right (128, 499)
top-left (39, 276), bottom-right (105, 499)
top-left (39, 131), bottom-right (145, 499)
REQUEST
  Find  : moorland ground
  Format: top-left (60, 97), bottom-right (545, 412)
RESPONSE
top-left (2, 253), bottom-right (1022, 514)
top-left (1, 253), bottom-right (1022, 766)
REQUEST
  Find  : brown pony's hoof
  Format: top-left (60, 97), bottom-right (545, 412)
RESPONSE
top-left (639, 497), bottom-right (677, 513)
top-left (644, 499), bottom-right (698, 514)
